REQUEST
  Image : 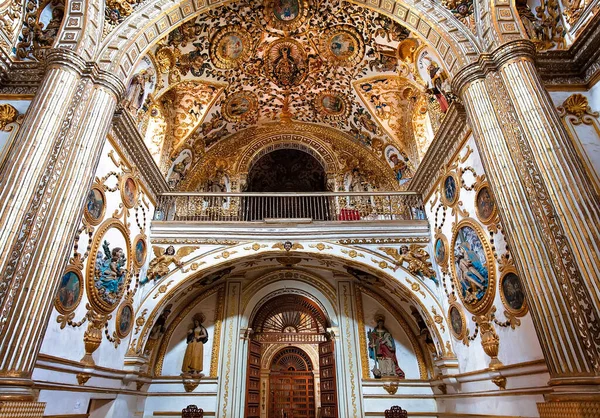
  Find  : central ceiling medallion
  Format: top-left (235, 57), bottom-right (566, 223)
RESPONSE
top-left (223, 92), bottom-right (259, 122)
top-left (314, 91), bottom-right (350, 120)
top-left (264, 38), bottom-right (309, 88)
top-left (318, 25), bottom-right (365, 67)
top-left (263, 0), bottom-right (310, 32)
top-left (210, 26), bottom-right (254, 69)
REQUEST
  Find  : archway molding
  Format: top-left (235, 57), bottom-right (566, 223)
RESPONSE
top-left (77, 0), bottom-right (483, 83)
top-left (127, 242), bottom-right (453, 364)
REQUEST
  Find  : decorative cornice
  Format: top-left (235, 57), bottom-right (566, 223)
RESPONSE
top-left (452, 40), bottom-right (537, 95)
top-left (537, 12), bottom-right (600, 87)
top-left (112, 109), bottom-right (169, 200)
top-left (409, 103), bottom-right (468, 198)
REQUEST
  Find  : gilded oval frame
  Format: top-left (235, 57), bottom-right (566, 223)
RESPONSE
top-left (499, 267), bottom-right (528, 317)
top-left (83, 184), bottom-right (106, 226)
top-left (132, 234), bottom-right (147, 269)
top-left (54, 265), bottom-right (84, 315)
top-left (474, 181), bottom-right (498, 225)
top-left (318, 24), bottom-right (365, 67)
top-left (448, 302), bottom-right (466, 342)
top-left (313, 91), bottom-right (350, 120)
top-left (263, 0), bottom-right (310, 32)
top-left (222, 91), bottom-right (259, 122)
top-left (209, 26), bottom-right (254, 70)
top-left (450, 218), bottom-right (496, 315)
top-left (439, 171), bottom-right (460, 207)
top-left (120, 174), bottom-right (139, 209)
top-left (86, 219), bottom-right (132, 314)
top-left (116, 301), bottom-right (135, 339)
top-left (433, 231), bottom-right (449, 268)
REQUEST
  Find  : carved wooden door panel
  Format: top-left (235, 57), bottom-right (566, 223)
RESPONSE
top-left (318, 341), bottom-right (338, 418)
top-left (245, 340), bottom-right (262, 418)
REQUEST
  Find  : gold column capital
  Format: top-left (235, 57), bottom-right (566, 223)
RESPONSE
top-left (452, 40), bottom-right (537, 96)
top-left (45, 48), bottom-right (126, 100)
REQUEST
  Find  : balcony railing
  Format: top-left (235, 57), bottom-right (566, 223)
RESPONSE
top-left (153, 192), bottom-right (426, 222)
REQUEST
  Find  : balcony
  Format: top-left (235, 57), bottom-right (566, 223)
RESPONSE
top-left (154, 192), bottom-right (426, 222)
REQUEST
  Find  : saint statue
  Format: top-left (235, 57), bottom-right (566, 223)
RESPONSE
top-left (367, 315), bottom-right (405, 378)
top-left (181, 314), bottom-right (209, 375)
top-left (144, 304), bottom-right (172, 355)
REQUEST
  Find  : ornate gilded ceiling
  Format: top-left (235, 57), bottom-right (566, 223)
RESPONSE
top-left (128, 0), bottom-right (456, 190)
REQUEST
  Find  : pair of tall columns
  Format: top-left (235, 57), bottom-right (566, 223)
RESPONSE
top-left (453, 40), bottom-right (600, 416)
top-left (0, 48), bottom-right (123, 414)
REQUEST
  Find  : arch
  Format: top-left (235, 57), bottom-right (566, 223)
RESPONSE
top-left (127, 243), bottom-right (453, 367)
top-left (270, 346), bottom-right (314, 371)
top-left (250, 293), bottom-right (330, 333)
top-left (92, 0), bottom-right (481, 82)
top-left (246, 142), bottom-right (329, 176)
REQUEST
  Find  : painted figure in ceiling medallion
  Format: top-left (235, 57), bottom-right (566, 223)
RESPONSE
top-left (318, 25), bottom-right (365, 67)
top-left (264, 0), bottom-right (309, 31)
top-left (368, 315), bottom-right (405, 378)
top-left (314, 91), bottom-right (349, 120)
top-left (223, 92), bottom-right (258, 122)
top-left (181, 313), bottom-right (209, 375)
top-left (210, 27), bottom-right (253, 70)
top-left (450, 220), bottom-right (496, 314)
top-left (264, 38), bottom-right (308, 88)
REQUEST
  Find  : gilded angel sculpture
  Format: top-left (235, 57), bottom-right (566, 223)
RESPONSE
top-left (146, 245), bottom-right (199, 282)
top-left (379, 245), bottom-right (438, 285)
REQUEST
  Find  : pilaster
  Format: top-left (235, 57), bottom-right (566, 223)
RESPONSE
top-left (0, 48), bottom-right (124, 412)
top-left (453, 40), bottom-right (600, 415)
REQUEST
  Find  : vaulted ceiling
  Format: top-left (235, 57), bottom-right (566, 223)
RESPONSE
top-left (126, 0), bottom-right (456, 191)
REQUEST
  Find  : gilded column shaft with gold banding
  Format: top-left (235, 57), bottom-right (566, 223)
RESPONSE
top-left (454, 40), bottom-right (600, 414)
top-left (0, 48), bottom-right (124, 404)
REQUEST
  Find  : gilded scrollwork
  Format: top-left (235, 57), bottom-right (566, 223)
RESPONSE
top-left (15, 0), bottom-right (65, 60)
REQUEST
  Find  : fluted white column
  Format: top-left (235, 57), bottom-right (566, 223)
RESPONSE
top-left (454, 40), bottom-right (600, 415)
top-left (0, 48), bottom-right (124, 403)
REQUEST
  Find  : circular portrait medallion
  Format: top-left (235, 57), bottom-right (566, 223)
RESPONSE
top-left (54, 266), bottom-right (84, 315)
top-left (434, 233), bottom-right (448, 267)
top-left (86, 219), bottom-right (132, 314)
top-left (500, 269), bottom-right (528, 317)
top-left (222, 92), bottom-right (258, 122)
top-left (263, 0), bottom-right (309, 31)
top-left (210, 27), bottom-right (253, 70)
top-left (116, 302), bottom-right (134, 338)
top-left (264, 38), bottom-right (308, 88)
top-left (133, 235), bottom-right (147, 268)
top-left (475, 184), bottom-right (497, 224)
top-left (440, 172), bottom-right (460, 207)
top-left (120, 174), bottom-right (139, 209)
top-left (450, 219), bottom-right (496, 314)
top-left (318, 25), bottom-right (365, 67)
top-left (314, 91), bottom-right (349, 120)
top-left (448, 304), bottom-right (466, 340)
top-left (84, 185), bottom-right (106, 226)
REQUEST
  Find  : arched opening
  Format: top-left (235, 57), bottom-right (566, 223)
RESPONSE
top-left (246, 149), bottom-right (327, 192)
top-left (245, 294), bottom-right (338, 418)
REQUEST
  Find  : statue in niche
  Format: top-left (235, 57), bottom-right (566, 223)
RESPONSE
top-left (123, 67), bottom-right (155, 113)
top-left (379, 245), bottom-right (438, 285)
top-left (146, 245), bottom-right (199, 282)
top-left (144, 304), bottom-right (173, 355)
top-left (181, 313), bottom-right (209, 376)
top-left (410, 306), bottom-right (436, 353)
top-left (368, 315), bottom-right (405, 378)
top-left (167, 152), bottom-right (192, 188)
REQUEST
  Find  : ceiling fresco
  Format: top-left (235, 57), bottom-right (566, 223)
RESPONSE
top-left (126, 0), bottom-right (457, 190)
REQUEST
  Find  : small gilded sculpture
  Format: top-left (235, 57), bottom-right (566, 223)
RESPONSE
top-left (181, 313), bottom-right (209, 375)
top-left (379, 245), bottom-right (438, 285)
top-left (146, 245), bottom-right (199, 282)
top-left (368, 315), bottom-right (405, 378)
top-left (94, 241), bottom-right (127, 305)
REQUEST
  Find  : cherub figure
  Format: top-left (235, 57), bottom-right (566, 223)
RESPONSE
top-left (146, 245), bottom-right (199, 282)
top-left (379, 245), bottom-right (438, 285)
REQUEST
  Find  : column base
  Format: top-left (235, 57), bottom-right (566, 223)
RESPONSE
top-left (0, 401), bottom-right (45, 418)
top-left (538, 401), bottom-right (600, 418)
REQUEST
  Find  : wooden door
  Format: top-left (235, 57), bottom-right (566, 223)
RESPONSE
top-left (269, 371), bottom-right (315, 418)
top-left (318, 341), bottom-right (338, 418)
top-left (245, 340), bottom-right (262, 418)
